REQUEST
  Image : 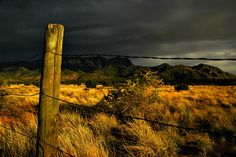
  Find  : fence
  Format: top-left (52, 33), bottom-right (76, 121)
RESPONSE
top-left (0, 87), bottom-right (236, 156)
top-left (0, 24), bottom-right (236, 156)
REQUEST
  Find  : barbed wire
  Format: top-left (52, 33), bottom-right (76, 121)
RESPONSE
top-left (22, 52), bottom-right (43, 62)
top-left (46, 50), bottom-right (63, 56)
top-left (41, 92), bottom-right (218, 134)
top-left (0, 51), bottom-right (235, 156)
top-left (3, 51), bottom-right (236, 65)
top-left (0, 93), bottom-right (40, 97)
top-left (0, 123), bottom-right (36, 139)
top-left (39, 139), bottom-right (75, 157)
top-left (0, 91), bottom-right (229, 134)
top-left (2, 52), bottom-right (43, 65)
top-left (0, 123), bottom-right (75, 157)
top-left (0, 90), bottom-right (231, 156)
top-left (62, 53), bottom-right (236, 61)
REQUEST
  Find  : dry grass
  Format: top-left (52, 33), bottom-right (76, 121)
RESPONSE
top-left (58, 113), bottom-right (109, 157)
top-left (0, 117), bottom-right (37, 156)
top-left (60, 84), bottom-right (109, 106)
top-left (0, 82), bottom-right (236, 156)
top-left (124, 120), bottom-right (179, 157)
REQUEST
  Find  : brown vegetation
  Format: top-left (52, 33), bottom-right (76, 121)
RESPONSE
top-left (0, 74), bottom-right (236, 156)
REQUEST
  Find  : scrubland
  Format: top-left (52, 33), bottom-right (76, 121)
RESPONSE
top-left (0, 74), bottom-right (236, 156)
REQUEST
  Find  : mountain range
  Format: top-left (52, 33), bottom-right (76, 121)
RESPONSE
top-left (0, 56), bottom-right (235, 85)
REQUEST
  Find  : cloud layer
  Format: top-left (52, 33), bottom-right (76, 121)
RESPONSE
top-left (0, 0), bottom-right (236, 73)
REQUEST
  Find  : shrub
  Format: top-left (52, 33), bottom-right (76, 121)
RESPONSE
top-left (102, 71), bottom-right (163, 121)
top-left (22, 80), bottom-right (32, 86)
top-left (32, 80), bottom-right (40, 87)
top-left (0, 79), bottom-right (9, 86)
top-left (86, 80), bottom-right (97, 88)
top-left (175, 83), bottom-right (189, 91)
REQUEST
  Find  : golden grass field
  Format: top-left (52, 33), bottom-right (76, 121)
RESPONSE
top-left (0, 83), bottom-right (236, 156)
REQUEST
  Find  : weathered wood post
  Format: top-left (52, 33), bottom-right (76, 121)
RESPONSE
top-left (36, 24), bottom-right (64, 157)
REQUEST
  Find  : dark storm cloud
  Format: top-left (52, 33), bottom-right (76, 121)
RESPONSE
top-left (0, 0), bottom-right (236, 72)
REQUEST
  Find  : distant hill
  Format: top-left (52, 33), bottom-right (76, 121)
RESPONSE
top-left (150, 63), bottom-right (236, 85)
top-left (0, 57), bottom-right (235, 85)
top-left (62, 56), bottom-right (133, 72)
top-left (151, 63), bottom-right (236, 80)
top-left (0, 56), bottom-right (133, 71)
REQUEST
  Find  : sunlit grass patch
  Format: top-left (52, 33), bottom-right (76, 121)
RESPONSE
top-left (0, 81), bottom-right (235, 156)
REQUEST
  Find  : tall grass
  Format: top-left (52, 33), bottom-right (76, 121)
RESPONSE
top-left (0, 74), bottom-right (236, 156)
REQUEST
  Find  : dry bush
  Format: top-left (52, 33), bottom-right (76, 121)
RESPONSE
top-left (103, 71), bottom-right (163, 117)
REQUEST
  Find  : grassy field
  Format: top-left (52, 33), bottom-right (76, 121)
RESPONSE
top-left (0, 81), bottom-right (236, 156)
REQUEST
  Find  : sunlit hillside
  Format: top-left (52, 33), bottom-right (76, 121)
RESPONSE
top-left (0, 79), bottom-right (236, 156)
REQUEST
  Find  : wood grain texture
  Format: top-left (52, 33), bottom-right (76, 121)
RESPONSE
top-left (36, 24), bottom-right (64, 157)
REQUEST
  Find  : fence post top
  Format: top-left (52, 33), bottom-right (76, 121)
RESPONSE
top-left (47, 23), bottom-right (64, 29)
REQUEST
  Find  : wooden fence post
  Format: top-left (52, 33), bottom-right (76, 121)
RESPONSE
top-left (36, 24), bottom-right (64, 157)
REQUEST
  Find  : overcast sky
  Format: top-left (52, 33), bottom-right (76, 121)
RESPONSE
top-left (0, 0), bottom-right (236, 73)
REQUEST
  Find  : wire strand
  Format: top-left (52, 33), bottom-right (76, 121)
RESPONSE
top-left (62, 54), bottom-right (236, 61)
top-left (41, 92), bottom-right (216, 134)
top-left (0, 51), bottom-right (235, 156)
top-left (0, 124), bottom-right (36, 139)
top-left (1, 52), bottom-right (236, 70)
top-left (23, 52), bottom-right (43, 62)
top-left (0, 93), bottom-right (40, 97)
top-left (46, 50), bottom-right (63, 56)
top-left (0, 124), bottom-right (75, 157)
top-left (0, 89), bottom-right (229, 134)
top-left (39, 139), bottom-right (75, 157)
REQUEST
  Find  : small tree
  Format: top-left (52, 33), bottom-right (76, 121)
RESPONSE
top-left (102, 71), bottom-right (163, 121)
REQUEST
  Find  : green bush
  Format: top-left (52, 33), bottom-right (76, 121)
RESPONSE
top-left (85, 80), bottom-right (97, 88)
top-left (0, 79), bottom-right (9, 86)
top-left (175, 83), bottom-right (189, 91)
